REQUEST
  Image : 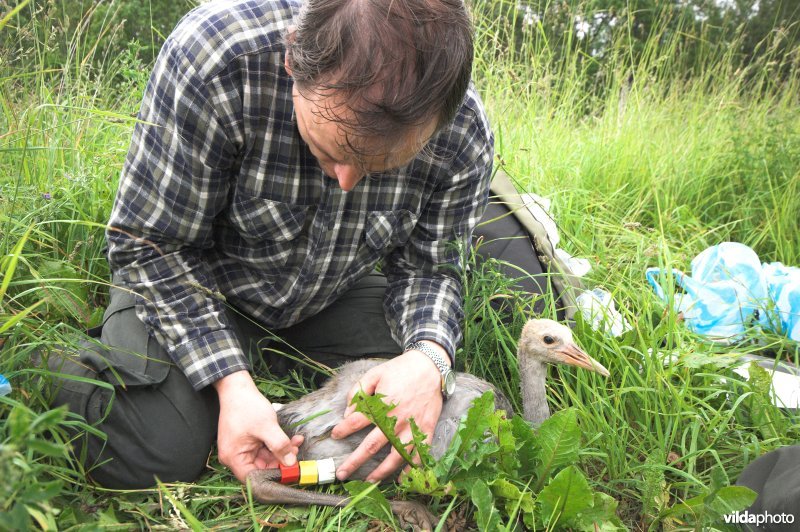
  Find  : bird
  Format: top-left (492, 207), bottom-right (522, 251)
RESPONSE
top-left (247, 318), bottom-right (610, 529)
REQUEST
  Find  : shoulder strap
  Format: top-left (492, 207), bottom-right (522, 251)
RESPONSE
top-left (489, 169), bottom-right (584, 318)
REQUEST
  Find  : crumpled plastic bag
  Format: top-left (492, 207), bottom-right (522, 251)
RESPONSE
top-left (762, 261), bottom-right (800, 341)
top-left (646, 242), bottom-right (800, 343)
top-left (576, 288), bottom-right (632, 337)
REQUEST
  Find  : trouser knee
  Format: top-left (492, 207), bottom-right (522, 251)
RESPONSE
top-left (46, 286), bottom-right (219, 489)
top-left (81, 376), bottom-right (218, 489)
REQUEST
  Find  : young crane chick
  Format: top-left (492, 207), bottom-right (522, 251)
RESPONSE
top-left (247, 319), bottom-right (610, 530)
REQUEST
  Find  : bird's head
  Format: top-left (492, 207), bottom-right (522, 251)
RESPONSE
top-left (517, 319), bottom-right (610, 377)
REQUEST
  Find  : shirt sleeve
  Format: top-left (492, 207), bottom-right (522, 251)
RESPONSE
top-left (383, 92), bottom-right (494, 361)
top-left (106, 36), bottom-right (249, 390)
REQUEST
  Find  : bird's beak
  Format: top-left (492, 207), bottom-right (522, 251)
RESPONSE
top-left (556, 343), bottom-right (610, 377)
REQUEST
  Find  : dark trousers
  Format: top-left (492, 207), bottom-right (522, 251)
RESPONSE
top-left (48, 202), bottom-right (552, 488)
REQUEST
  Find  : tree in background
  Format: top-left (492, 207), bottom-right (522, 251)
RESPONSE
top-left (477, 0), bottom-right (799, 95)
top-left (2, 0), bottom-right (798, 103)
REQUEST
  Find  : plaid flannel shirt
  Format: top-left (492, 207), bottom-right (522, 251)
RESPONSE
top-left (106, 0), bottom-right (494, 390)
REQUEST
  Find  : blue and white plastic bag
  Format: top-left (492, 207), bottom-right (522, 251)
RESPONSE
top-left (763, 261), bottom-right (800, 341)
top-left (0, 374), bottom-right (10, 397)
top-left (646, 242), bottom-right (800, 343)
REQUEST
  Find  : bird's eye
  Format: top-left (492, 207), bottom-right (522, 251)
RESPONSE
top-left (543, 335), bottom-right (555, 345)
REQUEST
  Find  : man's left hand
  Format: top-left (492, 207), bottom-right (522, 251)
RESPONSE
top-left (330, 345), bottom-right (446, 482)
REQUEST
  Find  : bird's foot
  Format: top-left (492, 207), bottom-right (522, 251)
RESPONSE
top-left (247, 471), bottom-right (436, 531)
top-left (389, 500), bottom-right (436, 531)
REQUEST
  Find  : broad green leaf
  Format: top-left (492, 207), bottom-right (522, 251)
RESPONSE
top-left (680, 351), bottom-right (740, 369)
top-left (470, 479), bottom-right (502, 531)
top-left (490, 477), bottom-right (534, 525)
top-left (19, 481), bottom-right (63, 503)
top-left (26, 505), bottom-right (57, 532)
top-left (747, 361), bottom-right (772, 397)
top-left (456, 391), bottom-right (495, 458)
top-left (408, 417), bottom-right (434, 468)
top-left (640, 449), bottom-right (670, 529)
top-left (24, 440), bottom-right (67, 459)
top-left (488, 409), bottom-right (518, 474)
top-left (0, 503), bottom-right (30, 531)
top-left (351, 390), bottom-right (414, 464)
top-left (344, 480), bottom-right (394, 523)
top-left (452, 392), bottom-right (501, 472)
top-left (29, 405), bottom-right (68, 432)
top-left (661, 486), bottom-right (757, 522)
top-left (400, 467), bottom-right (450, 497)
top-left (710, 466), bottom-right (729, 493)
top-left (87, 307), bottom-right (105, 328)
top-left (536, 466), bottom-right (595, 528)
top-left (574, 492), bottom-right (622, 531)
top-left (433, 428), bottom-right (462, 479)
top-left (8, 404), bottom-right (33, 440)
top-left (533, 408), bottom-right (581, 489)
top-left (510, 415), bottom-right (539, 476)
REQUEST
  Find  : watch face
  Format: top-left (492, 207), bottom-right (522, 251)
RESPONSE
top-left (443, 371), bottom-right (456, 397)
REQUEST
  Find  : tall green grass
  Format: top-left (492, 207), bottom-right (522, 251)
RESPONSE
top-left (2, 0), bottom-right (800, 528)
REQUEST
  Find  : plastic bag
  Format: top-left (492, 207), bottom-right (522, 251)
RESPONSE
top-left (763, 261), bottom-right (800, 340)
top-left (646, 242), bottom-right (800, 342)
top-left (576, 288), bottom-right (632, 337)
top-left (0, 374), bottom-right (10, 397)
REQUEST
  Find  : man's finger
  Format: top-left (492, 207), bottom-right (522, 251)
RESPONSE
top-left (342, 371), bottom-right (381, 417)
top-left (254, 446), bottom-right (273, 469)
top-left (331, 411), bottom-right (371, 439)
top-left (228, 456), bottom-right (256, 483)
top-left (366, 448), bottom-right (406, 483)
top-left (335, 426), bottom-right (389, 480)
top-left (257, 426), bottom-right (297, 467)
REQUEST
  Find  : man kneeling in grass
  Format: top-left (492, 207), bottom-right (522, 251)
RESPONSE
top-left (46, 0), bottom-right (553, 490)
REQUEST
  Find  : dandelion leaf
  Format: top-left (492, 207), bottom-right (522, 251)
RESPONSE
top-left (533, 408), bottom-right (581, 481)
top-left (536, 465), bottom-right (594, 529)
top-left (490, 478), bottom-right (535, 527)
top-left (408, 417), bottom-right (434, 468)
top-left (351, 390), bottom-right (414, 464)
top-left (661, 485), bottom-right (756, 524)
top-left (454, 391), bottom-right (500, 471)
top-left (470, 479), bottom-right (502, 531)
top-left (510, 415), bottom-right (539, 476)
top-left (400, 467), bottom-right (450, 497)
top-left (489, 408), bottom-right (518, 473)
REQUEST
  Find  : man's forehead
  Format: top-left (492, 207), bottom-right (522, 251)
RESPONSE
top-left (316, 106), bottom-right (434, 167)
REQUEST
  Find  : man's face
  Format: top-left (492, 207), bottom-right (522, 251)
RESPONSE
top-left (291, 85), bottom-right (437, 192)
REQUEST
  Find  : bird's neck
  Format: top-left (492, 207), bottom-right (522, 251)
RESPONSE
top-left (519, 357), bottom-right (550, 424)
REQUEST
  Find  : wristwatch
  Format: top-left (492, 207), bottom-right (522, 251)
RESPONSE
top-left (406, 341), bottom-right (456, 399)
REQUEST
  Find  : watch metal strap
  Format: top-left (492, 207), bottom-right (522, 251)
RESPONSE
top-left (406, 341), bottom-right (449, 376)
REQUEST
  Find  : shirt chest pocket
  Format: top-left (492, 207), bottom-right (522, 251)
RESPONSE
top-left (228, 195), bottom-right (309, 268)
top-left (364, 209), bottom-right (418, 252)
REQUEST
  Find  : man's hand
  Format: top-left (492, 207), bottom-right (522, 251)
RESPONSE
top-left (214, 370), bottom-right (304, 483)
top-left (331, 343), bottom-right (447, 483)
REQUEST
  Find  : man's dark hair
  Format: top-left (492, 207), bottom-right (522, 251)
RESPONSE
top-left (286, 0), bottom-right (473, 155)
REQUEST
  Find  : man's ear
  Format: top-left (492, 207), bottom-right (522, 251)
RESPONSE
top-left (284, 29), bottom-right (296, 77)
top-left (284, 52), bottom-right (293, 77)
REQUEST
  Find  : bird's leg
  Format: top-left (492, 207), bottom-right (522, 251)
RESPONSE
top-left (246, 470), bottom-right (436, 531)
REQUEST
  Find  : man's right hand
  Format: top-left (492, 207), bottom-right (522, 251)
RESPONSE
top-left (213, 370), bottom-right (304, 483)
